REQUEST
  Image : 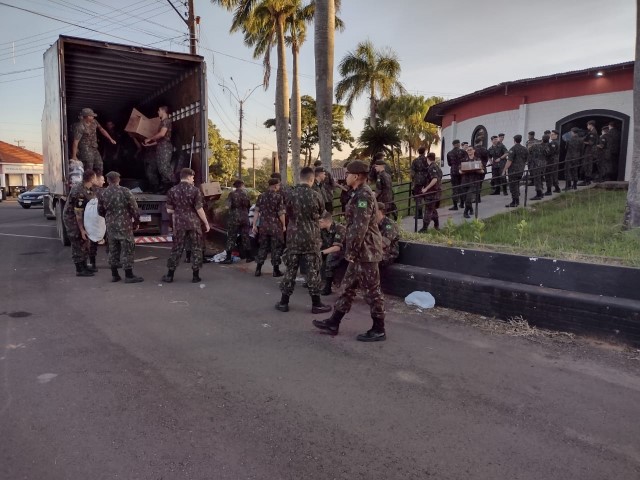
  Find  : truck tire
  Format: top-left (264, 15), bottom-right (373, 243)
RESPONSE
top-left (55, 199), bottom-right (70, 246)
top-left (44, 195), bottom-right (56, 220)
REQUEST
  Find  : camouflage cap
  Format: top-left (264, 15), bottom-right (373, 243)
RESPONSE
top-left (314, 166), bottom-right (325, 174)
top-left (268, 178), bottom-right (279, 186)
top-left (346, 160), bottom-right (369, 174)
top-left (528, 131), bottom-right (535, 136)
top-left (232, 179), bottom-right (244, 188)
top-left (80, 107), bottom-right (97, 118)
top-left (105, 171), bottom-right (120, 180)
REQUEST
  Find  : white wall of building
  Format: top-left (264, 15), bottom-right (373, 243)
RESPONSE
top-left (439, 91), bottom-right (633, 179)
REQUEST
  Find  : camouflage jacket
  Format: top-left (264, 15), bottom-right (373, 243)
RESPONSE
top-left (411, 155), bottom-right (430, 188)
top-left (321, 222), bottom-right (346, 251)
top-left (424, 162), bottom-right (443, 196)
top-left (507, 144), bottom-right (528, 172)
top-left (63, 182), bottom-right (95, 232)
top-left (284, 184), bottom-right (324, 254)
top-left (344, 184), bottom-right (382, 263)
top-left (157, 118), bottom-right (172, 144)
top-left (474, 146), bottom-right (490, 167)
top-left (378, 216), bottom-right (400, 266)
top-left (313, 181), bottom-right (330, 204)
top-left (525, 137), bottom-right (540, 148)
top-left (73, 119), bottom-right (100, 149)
top-left (548, 140), bottom-right (560, 161)
top-left (597, 134), bottom-right (608, 153)
top-left (565, 136), bottom-right (583, 160)
top-left (255, 189), bottom-right (285, 236)
top-left (166, 181), bottom-right (203, 231)
top-left (446, 147), bottom-right (469, 173)
top-left (97, 185), bottom-right (139, 240)
top-left (226, 188), bottom-right (251, 226)
top-left (375, 170), bottom-right (394, 204)
top-left (528, 142), bottom-right (549, 166)
top-left (488, 143), bottom-right (508, 162)
top-left (323, 171), bottom-right (337, 199)
top-left (583, 130), bottom-right (598, 152)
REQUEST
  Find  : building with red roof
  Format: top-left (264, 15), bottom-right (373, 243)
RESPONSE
top-left (0, 141), bottom-right (44, 195)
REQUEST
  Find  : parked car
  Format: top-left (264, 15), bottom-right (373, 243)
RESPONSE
top-left (18, 185), bottom-right (49, 208)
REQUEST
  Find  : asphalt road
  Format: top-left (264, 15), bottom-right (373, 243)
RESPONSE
top-left (1, 201), bottom-right (639, 480)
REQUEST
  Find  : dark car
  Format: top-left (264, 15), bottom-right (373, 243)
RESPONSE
top-left (17, 185), bottom-right (49, 209)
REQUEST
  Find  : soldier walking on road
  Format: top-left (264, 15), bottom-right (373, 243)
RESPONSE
top-left (63, 169), bottom-right (97, 277)
top-left (161, 168), bottom-right (210, 284)
top-left (98, 172), bottom-right (143, 283)
top-left (545, 130), bottom-right (561, 194)
top-left (419, 153), bottom-right (443, 232)
top-left (504, 135), bottom-right (528, 208)
top-left (221, 179), bottom-right (253, 264)
top-left (564, 127), bottom-right (582, 191)
top-left (374, 159), bottom-right (397, 219)
top-left (447, 140), bottom-right (469, 211)
top-left (274, 167), bottom-right (331, 314)
top-left (253, 178), bottom-right (286, 278)
top-left (313, 160), bottom-right (387, 342)
top-left (488, 135), bottom-right (509, 195)
top-left (71, 108), bottom-right (116, 174)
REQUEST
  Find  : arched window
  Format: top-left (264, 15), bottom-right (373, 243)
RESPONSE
top-left (471, 125), bottom-right (488, 149)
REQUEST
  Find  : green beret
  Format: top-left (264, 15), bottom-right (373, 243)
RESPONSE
top-left (374, 159), bottom-right (386, 166)
top-left (346, 160), bottom-right (369, 174)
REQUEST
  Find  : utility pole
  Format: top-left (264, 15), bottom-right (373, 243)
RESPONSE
top-left (166, 0), bottom-right (198, 54)
top-left (14, 139), bottom-right (24, 148)
top-left (219, 78), bottom-right (263, 180)
top-left (243, 143), bottom-right (261, 188)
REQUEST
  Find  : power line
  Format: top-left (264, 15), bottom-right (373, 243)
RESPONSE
top-left (0, 66), bottom-right (44, 76)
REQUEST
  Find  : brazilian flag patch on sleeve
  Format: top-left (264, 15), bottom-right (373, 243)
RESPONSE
top-left (357, 200), bottom-right (367, 208)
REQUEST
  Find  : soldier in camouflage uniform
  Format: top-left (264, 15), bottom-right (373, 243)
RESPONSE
top-left (63, 169), bottom-right (97, 277)
top-left (97, 171), bottom-right (143, 283)
top-left (318, 212), bottom-right (347, 295)
top-left (373, 159), bottom-right (397, 219)
top-left (605, 121), bottom-right (621, 181)
top-left (253, 178), bottom-right (286, 278)
top-left (221, 179), bottom-right (253, 264)
top-left (313, 167), bottom-right (331, 208)
top-left (313, 160), bottom-right (386, 342)
top-left (528, 135), bottom-right (550, 200)
top-left (446, 140), bottom-right (469, 210)
top-left (411, 147), bottom-right (430, 218)
top-left (460, 146), bottom-right (485, 219)
top-left (376, 203), bottom-right (400, 268)
top-left (564, 127), bottom-right (582, 191)
top-left (87, 172), bottom-right (106, 272)
top-left (71, 108), bottom-right (116, 174)
top-left (161, 168), bottom-right (210, 284)
top-left (488, 135), bottom-right (509, 195)
top-left (314, 160), bottom-right (337, 213)
top-left (274, 167), bottom-right (331, 314)
top-left (545, 130), bottom-right (561, 194)
top-left (143, 106), bottom-right (174, 193)
top-left (419, 152), bottom-right (443, 232)
top-left (525, 131), bottom-right (539, 149)
top-left (579, 120), bottom-right (598, 186)
top-left (504, 135), bottom-right (528, 208)
top-left (594, 126), bottom-right (609, 182)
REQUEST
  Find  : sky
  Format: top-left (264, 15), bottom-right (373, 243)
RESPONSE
top-left (0, 0), bottom-right (635, 164)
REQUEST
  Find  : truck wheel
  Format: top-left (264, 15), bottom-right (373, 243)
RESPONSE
top-left (55, 199), bottom-right (70, 246)
top-left (44, 195), bottom-right (56, 220)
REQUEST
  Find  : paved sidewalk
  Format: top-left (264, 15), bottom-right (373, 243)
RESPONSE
top-left (401, 183), bottom-right (592, 231)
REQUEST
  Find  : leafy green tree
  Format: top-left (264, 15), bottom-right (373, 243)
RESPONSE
top-left (358, 122), bottom-right (401, 158)
top-left (207, 120), bottom-right (241, 185)
top-left (336, 40), bottom-right (405, 128)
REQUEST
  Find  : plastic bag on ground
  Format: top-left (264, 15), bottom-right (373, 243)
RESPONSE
top-left (404, 291), bottom-right (435, 309)
top-left (83, 198), bottom-right (106, 242)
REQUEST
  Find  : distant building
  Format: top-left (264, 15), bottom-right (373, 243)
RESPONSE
top-left (0, 141), bottom-right (44, 195)
top-left (425, 62), bottom-right (633, 180)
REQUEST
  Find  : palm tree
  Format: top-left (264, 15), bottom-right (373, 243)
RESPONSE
top-left (336, 40), bottom-right (406, 128)
top-left (624, 0), bottom-right (640, 228)
top-left (358, 122), bottom-right (401, 157)
top-left (314, 0), bottom-right (335, 171)
top-left (212, 0), bottom-right (296, 180)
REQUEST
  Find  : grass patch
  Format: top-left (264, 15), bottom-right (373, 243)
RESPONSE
top-left (405, 189), bottom-right (640, 267)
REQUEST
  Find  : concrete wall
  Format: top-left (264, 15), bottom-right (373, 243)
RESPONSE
top-left (439, 90), bottom-right (633, 179)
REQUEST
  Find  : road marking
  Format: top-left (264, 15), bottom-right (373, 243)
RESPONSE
top-left (137, 244), bottom-right (172, 250)
top-left (0, 224), bottom-right (56, 228)
top-left (0, 233), bottom-right (58, 241)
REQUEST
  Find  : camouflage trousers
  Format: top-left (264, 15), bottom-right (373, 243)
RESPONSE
top-left (168, 229), bottom-right (203, 270)
top-left (421, 193), bottom-right (440, 228)
top-left (450, 173), bottom-right (463, 205)
top-left (66, 227), bottom-right (89, 264)
top-left (545, 158), bottom-right (560, 189)
top-left (529, 159), bottom-right (546, 192)
top-left (108, 238), bottom-right (135, 270)
top-left (508, 171), bottom-right (524, 199)
top-left (156, 141), bottom-right (174, 184)
top-left (78, 146), bottom-right (103, 174)
top-left (565, 158), bottom-right (579, 183)
top-left (334, 262), bottom-right (386, 331)
top-left (226, 222), bottom-right (251, 254)
top-left (280, 250), bottom-right (322, 296)
top-left (257, 231), bottom-right (283, 266)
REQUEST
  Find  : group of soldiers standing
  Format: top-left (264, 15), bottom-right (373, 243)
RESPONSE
top-left (409, 119), bottom-right (621, 230)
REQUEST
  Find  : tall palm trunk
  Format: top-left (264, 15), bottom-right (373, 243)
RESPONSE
top-left (369, 90), bottom-right (376, 128)
top-left (275, 14), bottom-right (289, 181)
top-left (624, 0), bottom-right (640, 228)
top-left (290, 43), bottom-right (302, 184)
top-left (314, 0), bottom-right (335, 171)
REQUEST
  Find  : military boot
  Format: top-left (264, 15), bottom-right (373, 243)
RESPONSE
top-left (124, 269), bottom-right (144, 284)
top-left (573, 180), bottom-right (578, 190)
top-left (311, 295), bottom-right (332, 314)
top-left (161, 269), bottom-right (175, 283)
top-left (490, 188), bottom-right (501, 195)
top-left (554, 184), bottom-right (561, 193)
top-left (254, 263), bottom-right (263, 277)
top-left (275, 294), bottom-right (290, 312)
top-left (357, 317), bottom-right (386, 342)
top-left (433, 218), bottom-right (440, 230)
top-left (563, 182), bottom-right (571, 192)
top-left (272, 265), bottom-right (283, 277)
top-left (75, 262), bottom-right (94, 277)
top-left (545, 188), bottom-right (552, 196)
top-left (111, 267), bottom-right (121, 283)
top-left (87, 256), bottom-right (98, 273)
top-left (321, 277), bottom-right (332, 296)
top-left (221, 250), bottom-right (233, 264)
top-left (531, 190), bottom-right (544, 200)
top-left (312, 310), bottom-right (345, 335)
top-left (192, 270), bottom-right (201, 283)
top-left (503, 187), bottom-right (508, 196)
top-left (505, 199), bottom-right (517, 208)
top-left (448, 203), bottom-right (458, 211)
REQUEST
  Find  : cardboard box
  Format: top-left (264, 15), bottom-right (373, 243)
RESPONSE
top-left (124, 108), bottom-right (161, 140)
top-left (460, 160), bottom-right (484, 172)
top-left (201, 181), bottom-right (222, 198)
